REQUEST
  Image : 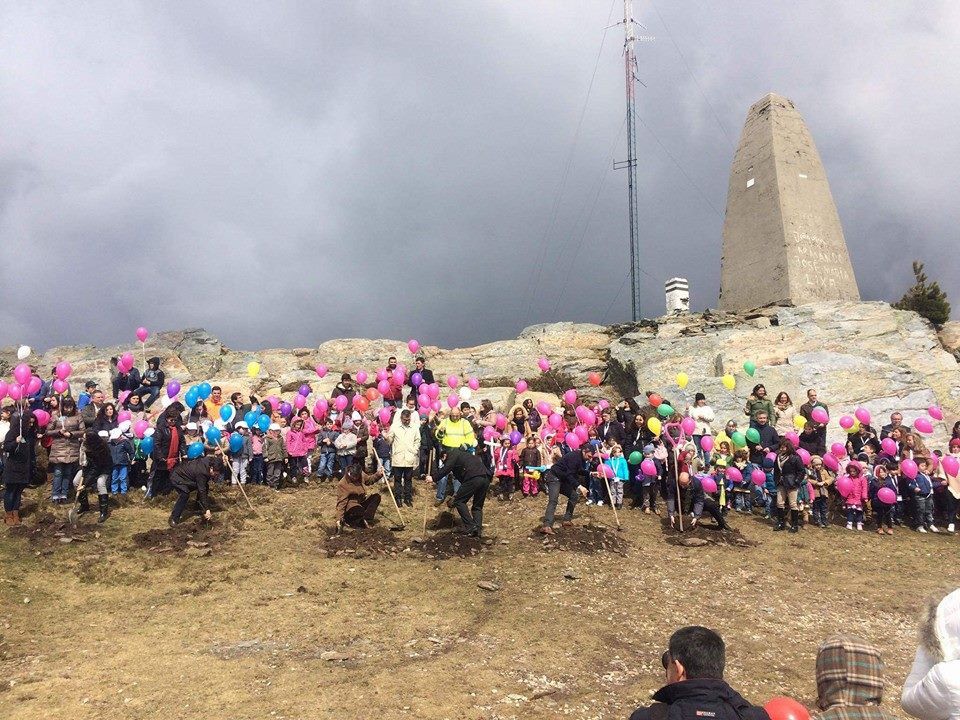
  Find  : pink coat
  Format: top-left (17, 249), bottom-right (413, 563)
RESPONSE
top-left (285, 428), bottom-right (312, 458)
top-left (300, 418), bottom-right (319, 450)
top-left (493, 446), bottom-right (519, 477)
top-left (842, 474), bottom-right (869, 508)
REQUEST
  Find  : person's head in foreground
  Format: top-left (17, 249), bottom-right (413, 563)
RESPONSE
top-left (628, 626), bottom-right (768, 720)
top-left (815, 635), bottom-right (894, 719)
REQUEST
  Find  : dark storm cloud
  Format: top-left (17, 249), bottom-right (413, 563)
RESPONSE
top-left (1, 1), bottom-right (956, 353)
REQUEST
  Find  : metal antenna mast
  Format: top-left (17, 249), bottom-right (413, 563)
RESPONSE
top-left (613, 0), bottom-right (642, 321)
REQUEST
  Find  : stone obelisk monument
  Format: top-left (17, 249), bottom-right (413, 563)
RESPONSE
top-left (719, 93), bottom-right (860, 311)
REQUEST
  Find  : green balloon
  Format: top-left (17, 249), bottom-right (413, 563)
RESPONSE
top-left (743, 360), bottom-right (756, 377)
top-left (628, 451), bottom-right (642, 465)
top-left (657, 404), bottom-right (674, 418)
top-left (745, 427), bottom-right (761, 444)
top-left (731, 431), bottom-right (747, 448)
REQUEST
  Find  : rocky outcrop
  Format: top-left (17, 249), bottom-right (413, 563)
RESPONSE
top-left (3, 302), bottom-right (957, 446)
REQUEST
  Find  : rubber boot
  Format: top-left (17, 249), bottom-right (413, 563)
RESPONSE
top-left (10, 510), bottom-right (20, 526)
top-left (470, 509), bottom-right (483, 538)
top-left (77, 491), bottom-right (90, 515)
top-left (788, 509), bottom-right (800, 533)
top-left (97, 494), bottom-right (109, 524)
top-left (773, 508), bottom-right (786, 531)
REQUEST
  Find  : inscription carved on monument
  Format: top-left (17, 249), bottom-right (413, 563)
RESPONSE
top-left (719, 93), bottom-right (860, 311)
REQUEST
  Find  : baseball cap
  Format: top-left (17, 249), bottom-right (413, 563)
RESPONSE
top-left (85, 381), bottom-right (98, 389)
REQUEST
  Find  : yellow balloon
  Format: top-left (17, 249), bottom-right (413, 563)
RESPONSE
top-left (847, 420), bottom-right (861, 434)
top-left (793, 414), bottom-right (807, 430)
top-left (676, 372), bottom-right (689, 389)
top-left (247, 361), bottom-right (261, 378)
top-left (721, 374), bottom-right (736, 390)
top-left (647, 417), bottom-right (662, 436)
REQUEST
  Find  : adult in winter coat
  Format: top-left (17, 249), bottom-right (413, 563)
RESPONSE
top-left (743, 384), bottom-right (775, 425)
top-left (773, 437), bottom-right (806, 533)
top-left (132, 357), bottom-right (165, 408)
top-left (3, 411), bottom-right (38, 526)
top-left (746, 411), bottom-right (780, 465)
top-left (149, 404), bottom-right (185, 498)
top-left (78, 429), bottom-right (113, 523)
top-left (597, 409), bottom-right (626, 447)
top-left (901, 588), bottom-right (960, 720)
top-left (335, 463), bottom-right (383, 531)
top-left (814, 635), bottom-right (896, 719)
top-left (169, 455), bottom-right (222, 526)
top-left (385, 409), bottom-right (421, 507)
top-left (686, 393), bottom-right (716, 458)
top-left (629, 626), bottom-right (769, 720)
top-left (46, 397), bottom-right (85, 504)
top-left (539, 445), bottom-right (593, 535)
top-left (427, 447), bottom-right (491, 537)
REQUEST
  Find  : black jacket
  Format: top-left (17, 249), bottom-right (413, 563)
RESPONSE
top-left (549, 450), bottom-right (589, 491)
top-left (171, 456), bottom-right (218, 509)
top-left (747, 423), bottom-right (779, 463)
top-left (629, 678), bottom-right (769, 720)
top-left (773, 452), bottom-right (806, 490)
top-left (598, 420), bottom-right (626, 447)
top-left (2, 414), bottom-right (38, 487)
top-left (407, 368), bottom-right (435, 390)
top-left (435, 448), bottom-right (490, 484)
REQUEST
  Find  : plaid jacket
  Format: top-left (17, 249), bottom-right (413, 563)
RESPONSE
top-left (814, 636), bottom-right (896, 720)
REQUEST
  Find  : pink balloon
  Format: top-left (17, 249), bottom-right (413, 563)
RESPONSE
top-left (563, 389), bottom-right (578, 406)
top-left (822, 454), bottom-right (839, 472)
top-left (914, 417), bottom-right (933, 434)
top-left (700, 476), bottom-right (718, 494)
top-left (929, 454), bottom-right (940, 471)
top-left (536, 401), bottom-right (552, 416)
top-left (314, 399), bottom-right (329, 417)
top-left (377, 380), bottom-right (391, 395)
top-left (13, 363), bottom-right (31, 386)
top-left (680, 417), bottom-right (696, 435)
top-left (839, 415), bottom-right (854, 430)
top-left (52, 379), bottom-right (69, 394)
top-left (356, 371), bottom-right (368, 385)
top-left (600, 464), bottom-right (614, 478)
top-left (376, 369), bottom-right (388, 383)
top-left (334, 395), bottom-right (348, 411)
top-left (378, 408), bottom-right (392, 425)
top-left (427, 383), bottom-right (440, 400)
top-left (446, 375), bottom-right (459, 389)
top-left (118, 391), bottom-right (130, 406)
top-left (294, 395), bottom-right (306, 409)
top-left (26, 376), bottom-right (42, 395)
top-left (598, 399), bottom-right (610, 410)
top-left (831, 443), bottom-right (847, 459)
top-left (0, 381), bottom-right (7, 400)
top-left (640, 459), bottom-right (657, 476)
top-left (407, 339), bottom-right (420, 354)
top-left (900, 458), bottom-right (918, 480)
top-left (835, 475), bottom-right (853, 499)
top-left (33, 410), bottom-right (50, 427)
top-left (391, 368), bottom-right (405, 386)
top-left (482, 426), bottom-right (497, 442)
top-left (430, 401), bottom-right (441, 413)
top-left (369, 423), bottom-right (380, 438)
top-left (315, 364), bottom-right (328, 378)
top-left (117, 410), bottom-right (132, 423)
top-left (537, 357), bottom-right (551, 372)
top-left (766, 452), bottom-right (777, 463)
top-left (447, 393), bottom-right (459, 409)
top-left (468, 377), bottom-right (480, 391)
top-left (515, 380), bottom-right (528, 394)
top-left (785, 431), bottom-right (800, 448)
top-left (943, 456), bottom-right (960, 478)
top-left (8, 385), bottom-right (22, 401)
top-left (880, 438), bottom-right (897, 456)
top-left (928, 406), bottom-right (944, 421)
top-left (133, 420), bottom-right (150, 438)
top-left (121, 351), bottom-right (135, 368)
top-left (548, 413), bottom-right (563, 429)
top-left (725, 467), bottom-right (743, 483)
top-left (55, 361), bottom-right (73, 380)
top-left (565, 432), bottom-right (582, 450)
top-left (418, 394), bottom-right (431, 408)
top-left (751, 468), bottom-right (767, 486)
top-left (854, 407), bottom-right (871, 425)
top-left (136, 327), bottom-right (149, 343)
top-left (877, 487), bottom-right (896, 504)
top-left (811, 407), bottom-right (829, 424)
top-left (700, 436), bottom-right (714, 453)
top-left (495, 413), bottom-right (507, 431)
top-left (574, 425), bottom-right (589, 443)
top-left (797, 448), bottom-right (811, 466)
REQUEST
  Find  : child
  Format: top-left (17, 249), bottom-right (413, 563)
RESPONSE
top-left (228, 421), bottom-right (252, 485)
top-left (910, 458), bottom-right (936, 533)
top-left (729, 452), bottom-right (751, 513)
top-left (605, 444), bottom-right (627, 510)
top-left (518, 436), bottom-right (541, 498)
top-left (814, 635), bottom-right (897, 720)
top-left (841, 462), bottom-right (869, 530)
top-left (808, 455), bottom-right (834, 528)
top-left (108, 427), bottom-right (135, 495)
top-left (373, 431), bottom-right (392, 479)
top-left (285, 417), bottom-right (312, 484)
top-left (334, 423), bottom-right (358, 477)
top-left (493, 436), bottom-right (519, 501)
top-left (316, 419), bottom-right (339, 480)
top-left (586, 448), bottom-right (606, 506)
top-left (870, 463), bottom-right (896, 535)
top-left (263, 423), bottom-right (287, 489)
top-left (130, 433), bottom-right (149, 493)
top-left (636, 443), bottom-right (660, 514)
top-left (249, 426), bottom-right (265, 485)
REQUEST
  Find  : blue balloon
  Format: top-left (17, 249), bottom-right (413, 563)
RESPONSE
top-left (205, 426), bottom-right (222, 445)
top-left (187, 442), bottom-right (205, 459)
top-left (139, 436), bottom-right (155, 455)
top-left (184, 387), bottom-right (200, 408)
top-left (220, 404), bottom-right (235, 423)
top-left (198, 382), bottom-right (212, 400)
top-left (243, 410), bottom-right (257, 427)
top-left (256, 415), bottom-right (270, 433)
top-left (228, 432), bottom-right (244, 453)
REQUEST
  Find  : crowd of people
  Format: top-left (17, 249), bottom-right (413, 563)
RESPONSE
top-left (3, 352), bottom-right (960, 541)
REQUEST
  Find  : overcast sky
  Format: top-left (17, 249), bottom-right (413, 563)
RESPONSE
top-left (1, 1), bottom-right (957, 351)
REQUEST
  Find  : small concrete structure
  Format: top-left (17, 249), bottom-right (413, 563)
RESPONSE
top-left (665, 277), bottom-right (690, 314)
top-left (719, 93), bottom-right (860, 311)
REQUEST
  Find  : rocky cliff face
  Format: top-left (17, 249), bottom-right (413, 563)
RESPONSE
top-left (3, 301), bottom-right (957, 446)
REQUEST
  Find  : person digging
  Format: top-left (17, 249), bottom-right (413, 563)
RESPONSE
top-left (169, 454), bottom-right (223, 526)
top-left (335, 463), bottom-right (385, 532)
top-left (539, 445), bottom-right (593, 535)
top-left (678, 471), bottom-right (731, 532)
top-left (425, 447), bottom-right (491, 538)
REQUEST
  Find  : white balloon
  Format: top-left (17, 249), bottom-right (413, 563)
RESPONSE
top-left (16, 345), bottom-right (31, 360)
top-left (118, 420), bottom-right (132, 433)
top-left (143, 428), bottom-right (155, 438)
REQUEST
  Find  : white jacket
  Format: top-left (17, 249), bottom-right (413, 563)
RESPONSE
top-left (386, 418), bottom-right (421, 468)
top-left (902, 589), bottom-right (960, 720)
top-left (686, 405), bottom-right (715, 436)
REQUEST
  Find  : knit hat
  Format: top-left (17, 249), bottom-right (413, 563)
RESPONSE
top-left (642, 444), bottom-right (655, 455)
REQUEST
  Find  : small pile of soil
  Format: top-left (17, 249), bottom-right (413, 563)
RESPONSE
top-left (427, 510), bottom-right (457, 530)
top-left (535, 522), bottom-right (629, 555)
top-left (7, 511), bottom-right (97, 548)
top-left (324, 526), bottom-right (403, 559)
top-left (414, 532), bottom-right (491, 560)
top-left (660, 517), bottom-right (757, 548)
top-left (131, 520), bottom-right (233, 554)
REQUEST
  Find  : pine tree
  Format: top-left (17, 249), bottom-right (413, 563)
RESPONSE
top-left (894, 261), bottom-right (951, 326)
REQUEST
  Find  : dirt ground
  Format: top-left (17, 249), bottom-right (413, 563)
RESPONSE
top-left (1, 481), bottom-right (957, 719)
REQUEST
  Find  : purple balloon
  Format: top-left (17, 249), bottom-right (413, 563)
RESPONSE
top-left (279, 402), bottom-right (293, 418)
top-left (508, 430), bottom-right (523, 445)
top-left (298, 384), bottom-right (311, 397)
top-left (166, 380), bottom-right (181, 399)
top-left (411, 372), bottom-right (423, 387)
